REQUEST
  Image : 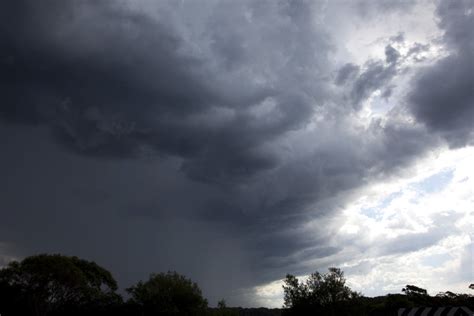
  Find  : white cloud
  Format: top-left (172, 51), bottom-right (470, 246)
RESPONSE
top-left (339, 146), bottom-right (473, 295)
top-left (253, 146), bottom-right (474, 306)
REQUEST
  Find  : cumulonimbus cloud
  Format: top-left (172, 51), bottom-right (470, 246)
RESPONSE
top-left (0, 0), bottom-right (472, 307)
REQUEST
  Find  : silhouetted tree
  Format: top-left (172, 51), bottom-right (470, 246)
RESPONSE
top-left (283, 268), bottom-right (361, 315)
top-left (218, 299), bottom-right (227, 309)
top-left (306, 268), bottom-right (357, 305)
top-left (282, 274), bottom-right (308, 309)
top-left (402, 285), bottom-right (427, 296)
top-left (0, 254), bottom-right (121, 316)
top-left (126, 271), bottom-right (208, 315)
top-left (209, 298), bottom-right (240, 316)
top-left (401, 284), bottom-right (430, 306)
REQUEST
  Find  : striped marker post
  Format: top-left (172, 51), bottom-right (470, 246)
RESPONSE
top-left (398, 306), bottom-right (473, 316)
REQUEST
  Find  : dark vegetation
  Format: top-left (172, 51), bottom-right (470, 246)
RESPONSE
top-left (0, 254), bottom-right (472, 316)
top-left (281, 268), bottom-right (473, 316)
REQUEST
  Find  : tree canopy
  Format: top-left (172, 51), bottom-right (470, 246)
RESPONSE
top-left (402, 285), bottom-right (428, 296)
top-left (282, 267), bottom-right (361, 315)
top-left (126, 271), bottom-right (208, 315)
top-left (0, 254), bottom-right (120, 316)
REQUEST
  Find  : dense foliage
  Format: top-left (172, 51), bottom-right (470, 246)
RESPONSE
top-left (127, 271), bottom-right (208, 315)
top-left (0, 254), bottom-right (121, 316)
top-left (282, 267), bottom-right (362, 315)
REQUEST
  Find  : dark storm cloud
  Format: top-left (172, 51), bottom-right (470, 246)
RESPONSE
top-left (0, 123), bottom-right (259, 305)
top-left (408, 0), bottom-right (474, 147)
top-left (0, 0), bottom-right (471, 307)
top-left (0, 0), bottom-right (340, 304)
top-left (0, 0), bottom-right (332, 183)
top-left (0, 1), bottom-right (215, 152)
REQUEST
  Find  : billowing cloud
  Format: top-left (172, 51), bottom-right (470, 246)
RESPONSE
top-left (0, 0), bottom-right (472, 307)
top-left (0, 0), bottom-right (335, 183)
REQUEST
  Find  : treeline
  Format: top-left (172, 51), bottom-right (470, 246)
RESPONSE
top-left (0, 254), bottom-right (472, 316)
top-left (281, 268), bottom-right (474, 315)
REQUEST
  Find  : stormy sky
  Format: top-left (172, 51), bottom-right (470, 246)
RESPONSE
top-left (0, 0), bottom-right (472, 307)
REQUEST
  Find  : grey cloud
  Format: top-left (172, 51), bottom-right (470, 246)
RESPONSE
top-left (407, 0), bottom-right (474, 147)
top-left (335, 43), bottom-right (402, 109)
top-left (409, 55), bottom-right (474, 147)
top-left (389, 32), bottom-right (405, 44)
top-left (349, 59), bottom-right (398, 109)
top-left (352, 0), bottom-right (415, 18)
top-left (380, 230), bottom-right (447, 256)
top-left (336, 33), bottom-right (439, 109)
top-left (380, 212), bottom-right (460, 258)
top-left (381, 86), bottom-right (394, 99)
top-left (385, 45), bottom-right (401, 64)
top-left (406, 43), bottom-right (431, 62)
top-left (335, 63), bottom-right (360, 86)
